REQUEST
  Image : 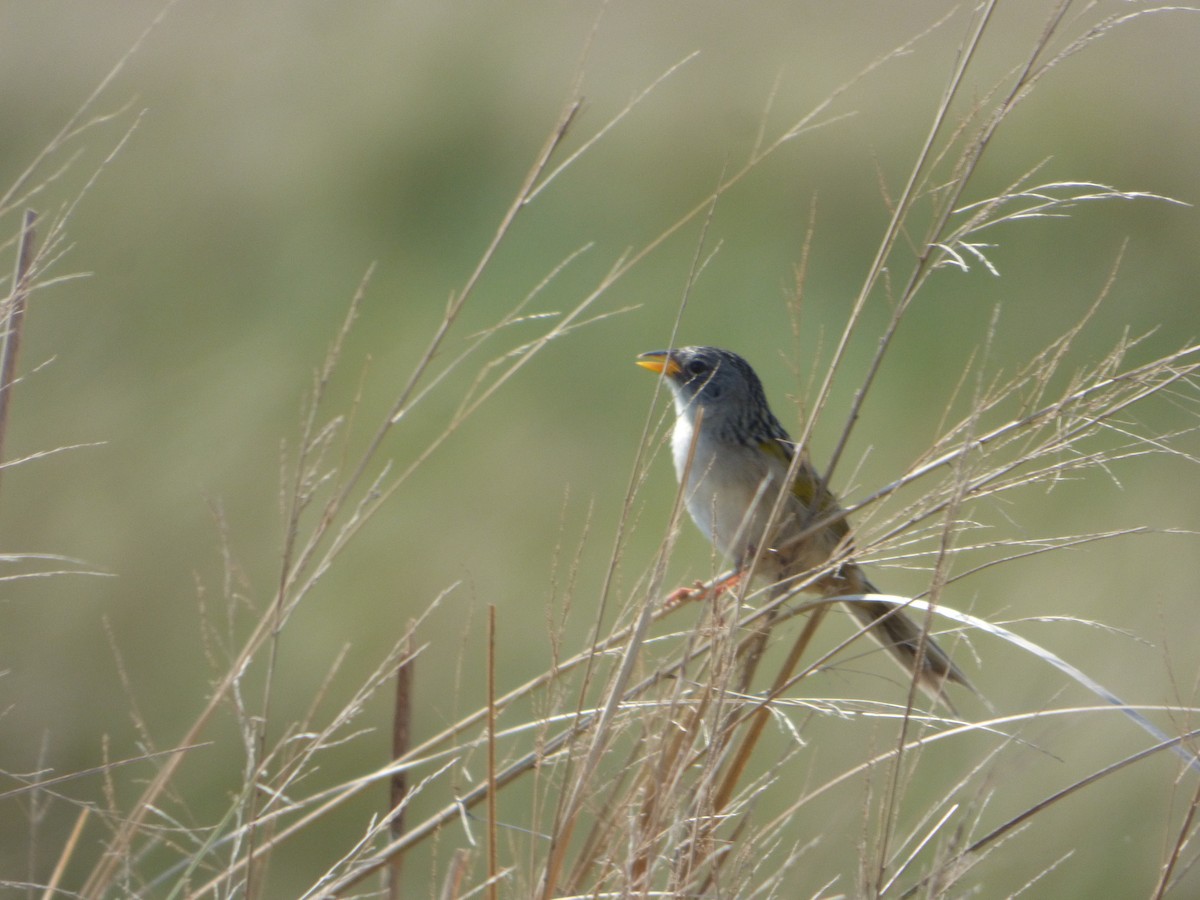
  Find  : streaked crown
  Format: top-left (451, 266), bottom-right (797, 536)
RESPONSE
top-left (636, 346), bottom-right (790, 445)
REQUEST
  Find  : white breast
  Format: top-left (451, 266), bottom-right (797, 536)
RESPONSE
top-left (670, 412), bottom-right (790, 568)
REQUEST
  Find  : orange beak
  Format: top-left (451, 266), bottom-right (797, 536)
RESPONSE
top-left (635, 350), bottom-right (681, 377)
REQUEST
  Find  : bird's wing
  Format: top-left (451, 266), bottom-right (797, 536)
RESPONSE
top-left (758, 437), bottom-right (849, 538)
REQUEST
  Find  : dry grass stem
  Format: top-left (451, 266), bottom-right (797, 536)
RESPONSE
top-left (7, 2), bottom-right (1199, 898)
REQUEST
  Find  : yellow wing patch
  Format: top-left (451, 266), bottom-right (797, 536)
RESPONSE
top-left (759, 439), bottom-right (847, 534)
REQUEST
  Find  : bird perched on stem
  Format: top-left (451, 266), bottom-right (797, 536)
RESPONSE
top-left (637, 345), bottom-right (970, 705)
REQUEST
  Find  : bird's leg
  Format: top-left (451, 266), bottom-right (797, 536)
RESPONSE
top-left (663, 581), bottom-right (705, 608)
top-left (663, 572), bottom-right (743, 610)
top-left (662, 554), bottom-right (751, 610)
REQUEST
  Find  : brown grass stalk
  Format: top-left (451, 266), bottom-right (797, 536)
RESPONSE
top-left (10, 3), bottom-right (1200, 898)
top-left (386, 630), bottom-right (414, 900)
top-left (0, 208), bottom-right (36, 494)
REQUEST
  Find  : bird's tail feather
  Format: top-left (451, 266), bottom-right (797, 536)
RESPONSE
top-left (841, 580), bottom-right (972, 709)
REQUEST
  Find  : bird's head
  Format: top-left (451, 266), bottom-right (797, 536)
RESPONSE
top-left (636, 346), bottom-right (772, 435)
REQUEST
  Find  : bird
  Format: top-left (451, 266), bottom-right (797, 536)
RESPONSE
top-left (636, 345), bottom-right (970, 705)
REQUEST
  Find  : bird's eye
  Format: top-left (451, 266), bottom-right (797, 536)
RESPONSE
top-left (685, 359), bottom-right (709, 377)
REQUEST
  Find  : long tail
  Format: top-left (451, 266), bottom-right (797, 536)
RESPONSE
top-left (841, 575), bottom-right (973, 709)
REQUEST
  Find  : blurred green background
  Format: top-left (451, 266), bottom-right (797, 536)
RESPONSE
top-left (2, 1), bottom-right (1198, 896)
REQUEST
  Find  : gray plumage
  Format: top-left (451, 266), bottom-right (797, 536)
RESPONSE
top-left (639, 345), bottom-right (970, 705)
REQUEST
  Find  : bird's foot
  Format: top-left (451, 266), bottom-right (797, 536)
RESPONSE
top-left (663, 581), bottom-right (707, 610)
top-left (662, 571), bottom-right (743, 611)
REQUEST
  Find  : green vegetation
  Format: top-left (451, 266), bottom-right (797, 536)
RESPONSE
top-left (2, 2), bottom-right (1198, 897)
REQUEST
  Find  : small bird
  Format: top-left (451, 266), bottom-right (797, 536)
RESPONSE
top-left (637, 345), bottom-right (969, 704)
